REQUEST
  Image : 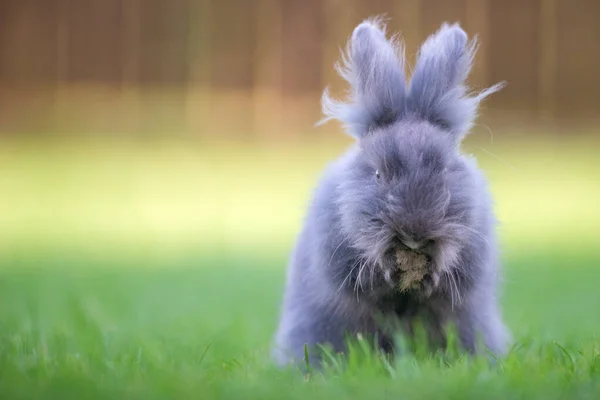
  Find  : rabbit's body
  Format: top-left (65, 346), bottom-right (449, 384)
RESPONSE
top-left (273, 18), bottom-right (510, 366)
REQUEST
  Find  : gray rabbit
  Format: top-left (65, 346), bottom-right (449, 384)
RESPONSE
top-left (273, 18), bottom-right (510, 367)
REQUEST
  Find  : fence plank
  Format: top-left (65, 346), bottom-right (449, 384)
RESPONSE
top-left (464, 0), bottom-right (490, 90)
top-left (66, 0), bottom-right (124, 83)
top-left (488, 0), bottom-right (541, 115)
top-left (538, 0), bottom-right (558, 126)
top-left (186, 0), bottom-right (212, 136)
top-left (556, 0), bottom-right (600, 122)
top-left (394, 0), bottom-right (423, 66)
top-left (321, 0), bottom-right (358, 95)
top-left (281, 0), bottom-right (324, 97)
top-left (253, 0), bottom-right (284, 138)
top-left (1, 0), bottom-right (600, 136)
top-left (0, 0), bottom-right (60, 84)
top-left (420, 0), bottom-right (466, 38)
top-left (209, 0), bottom-right (255, 90)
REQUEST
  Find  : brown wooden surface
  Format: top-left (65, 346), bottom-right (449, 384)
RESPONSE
top-left (0, 0), bottom-right (598, 136)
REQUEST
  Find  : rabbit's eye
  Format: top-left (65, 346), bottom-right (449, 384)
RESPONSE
top-left (375, 169), bottom-right (381, 179)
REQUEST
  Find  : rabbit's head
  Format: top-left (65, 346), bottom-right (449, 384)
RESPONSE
top-left (322, 18), bottom-right (503, 297)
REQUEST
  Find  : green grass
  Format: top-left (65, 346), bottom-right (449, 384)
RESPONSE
top-left (1, 134), bottom-right (600, 398)
top-left (1, 250), bottom-right (600, 399)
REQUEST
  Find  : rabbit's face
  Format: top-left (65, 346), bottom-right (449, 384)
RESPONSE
top-left (322, 19), bottom-right (503, 298)
top-left (337, 120), bottom-right (474, 296)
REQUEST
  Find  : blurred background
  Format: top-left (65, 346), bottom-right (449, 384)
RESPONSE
top-left (1, 2), bottom-right (600, 383)
top-left (0, 0), bottom-right (599, 261)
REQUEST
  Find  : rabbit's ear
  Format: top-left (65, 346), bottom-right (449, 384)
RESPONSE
top-left (408, 23), bottom-right (504, 141)
top-left (319, 17), bottom-right (407, 138)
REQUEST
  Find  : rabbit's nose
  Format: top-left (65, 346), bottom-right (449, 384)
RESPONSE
top-left (402, 238), bottom-right (422, 251)
top-left (398, 236), bottom-right (436, 253)
top-left (396, 235), bottom-right (424, 251)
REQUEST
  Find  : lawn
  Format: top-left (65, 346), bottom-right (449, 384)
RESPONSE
top-left (0, 134), bottom-right (599, 399)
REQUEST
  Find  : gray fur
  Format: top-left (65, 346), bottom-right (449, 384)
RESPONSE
top-left (320, 17), bottom-right (408, 138)
top-left (273, 19), bottom-right (510, 367)
top-left (407, 22), bottom-right (505, 140)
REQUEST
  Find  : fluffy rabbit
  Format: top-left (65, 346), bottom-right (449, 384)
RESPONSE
top-left (272, 18), bottom-right (510, 367)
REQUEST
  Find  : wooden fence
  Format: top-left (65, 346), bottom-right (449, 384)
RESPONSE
top-left (1, 0), bottom-right (599, 137)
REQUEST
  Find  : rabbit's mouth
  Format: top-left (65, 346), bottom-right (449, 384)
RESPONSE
top-left (384, 246), bottom-right (438, 297)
